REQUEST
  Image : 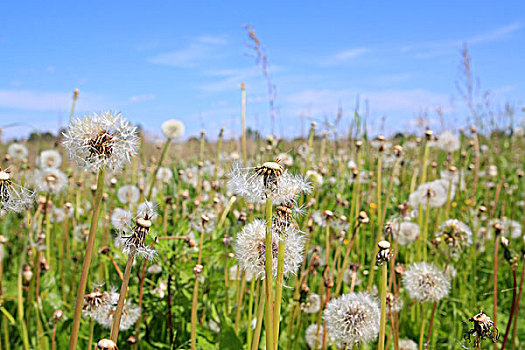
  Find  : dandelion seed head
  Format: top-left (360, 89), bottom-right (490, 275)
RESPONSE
top-left (301, 292), bottom-right (321, 313)
top-left (305, 324), bottom-right (330, 349)
top-left (111, 208), bottom-right (133, 232)
top-left (409, 179), bottom-right (454, 209)
top-left (398, 339), bottom-right (418, 350)
top-left (403, 262), bottom-right (450, 302)
top-left (323, 292), bottom-right (380, 346)
top-left (7, 143), bottom-right (28, 160)
top-left (62, 112), bottom-right (139, 171)
top-left (234, 219), bottom-right (305, 279)
top-left (391, 220), bottom-right (420, 245)
top-left (437, 131), bottom-right (460, 153)
top-left (117, 185), bottom-right (140, 204)
top-left (37, 149), bottom-right (62, 168)
top-left (438, 219), bottom-right (473, 247)
top-left (161, 119), bottom-right (185, 139)
top-left (33, 168), bottom-right (68, 194)
top-left (156, 167), bottom-right (173, 182)
top-left (0, 168), bottom-right (34, 213)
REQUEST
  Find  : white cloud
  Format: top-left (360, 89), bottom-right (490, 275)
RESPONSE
top-left (147, 35), bottom-right (228, 67)
top-left (321, 47), bottom-right (368, 65)
top-left (468, 22), bottom-right (522, 44)
top-left (128, 94), bottom-right (156, 103)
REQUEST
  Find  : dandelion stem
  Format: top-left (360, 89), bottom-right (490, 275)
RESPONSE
top-left (492, 232), bottom-right (499, 350)
top-left (378, 262), bottom-right (388, 350)
top-left (68, 166), bottom-right (105, 350)
top-left (246, 278), bottom-right (256, 348)
top-left (501, 265), bottom-right (517, 350)
top-left (252, 282), bottom-right (266, 350)
top-left (147, 138), bottom-right (171, 201)
top-left (110, 250), bottom-right (135, 342)
top-left (273, 238), bottom-right (285, 349)
top-left (510, 262), bottom-right (525, 350)
top-left (264, 197), bottom-right (275, 350)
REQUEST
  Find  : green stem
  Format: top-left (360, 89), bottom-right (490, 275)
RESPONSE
top-left (147, 139), bottom-right (171, 201)
top-left (110, 251), bottom-right (135, 342)
top-left (251, 283), bottom-right (266, 350)
top-left (264, 198), bottom-right (275, 350)
top-left (68, 167), bottom-right (105, 350)
top-left (378, 263), bottom-right (388, 350)
top-left (273, 239), bottom-right (285, 349)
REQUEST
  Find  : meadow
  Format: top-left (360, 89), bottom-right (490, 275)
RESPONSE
top-left (0, 109), bottom-right (524, 350)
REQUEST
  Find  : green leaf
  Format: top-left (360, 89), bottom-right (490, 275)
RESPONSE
top-left (219, 325), bottom-right (242, 350)
top-left (0, 306), bottom-right (15, 324)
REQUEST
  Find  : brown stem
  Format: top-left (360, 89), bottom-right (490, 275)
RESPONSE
top-left (510, 262), bottom-right (525, 350)
top-left (501, 267), bottom-right (517, 350)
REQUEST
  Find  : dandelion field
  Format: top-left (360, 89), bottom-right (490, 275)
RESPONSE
top-left (0, 111), bottom-right (524, 350)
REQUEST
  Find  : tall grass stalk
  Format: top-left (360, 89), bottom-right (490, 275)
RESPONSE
top-left (264, 197), bottom-right (275, 350)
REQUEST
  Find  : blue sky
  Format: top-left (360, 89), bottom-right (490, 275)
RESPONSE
top-left (1, 1), bottom-right (524, 140)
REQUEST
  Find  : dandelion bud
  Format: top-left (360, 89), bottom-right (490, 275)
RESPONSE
top-left (23, 265), bottom-right (33, 282)
top-left (358, 211), bottom-right (369, 224)
top-left (90, 184), bottom-right (97, 193)
top-left (470, 125), bottom-right (477, 134)
top-left (228, 252), bottom-right (234, 259)
top-left (97, 339), bottom-right (118, 350)
top-left (193, 264), bottom-right (204, 276)
top-left (395, 263), bottom-right (405, 275)
top-left (127, 335), bottom-right (137, 344)
top-left (468, 163), bottom-right (475, 171)
top-left (493, 223), bottom-right (503, 235)
top-left (52, 309), bottom-right (64, 321)
top-left (461, 150), bottom-right (467, 158)
top-left (517, 169), bottom-right (524, 178)
top-left (425, 129), bottom-right (433, 140)
top-left (393, 145), bottom-right (403, 157)
top-left (355, 140), bottom-right (363, 148)
top-left (430, 161), bottom-right (438, 168)
top-left (500, 236), bottom-right (509, 247)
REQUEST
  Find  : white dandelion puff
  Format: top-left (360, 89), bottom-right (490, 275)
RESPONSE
top-left (0, 168), bottom-right (34, 213)
top-left (301, 293), bottom-right (321, 314)
top-left (111, 208), bottom-right (133, 232)
top-left (117, 185), bottom-right (140, 204)
top-left (234, 219), bottom-right (305, 279)
top-left (305, 324), bottom-right (331, 349)
top-left (62, 111), bottom-right (139, 171)
top-left (323, 292), bottom-right (380, 347)
top-left (408, 179), bottom-right (455, 209)
top-left (391, 220), bottom-right (420, 246)
top-left (7, 143), bottom-right (28, 160)
top-left (33, 168), bottom-right (68, 194)
top-left (398, 339), bottom-right (418, 350)
top-left (37, 149), bottom-right (62, 168)
top-left (156, 167), bottom-right (173, 182)
top-left (436, 131), bottom-right (460, 153)
top-left (228, 162), bottom-right (312, 205)
top-left (403, 262), bottom-right (450, 302)
top-left (438, 219), bottom-right (473, 246)
top-left (161, 119), bottom-right (185, 139)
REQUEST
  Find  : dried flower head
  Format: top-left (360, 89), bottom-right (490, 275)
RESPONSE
top-left (118, 203), bottom-right (157, 260)
top-left (465, 311), bottom-right (499, 345)
top-left (161, 119), bottom-right (185, 139)
top-left (403, 262), bottom-right (450, 302)
top-left (323, 292), bottom-right (380, 346)
top-left (0, 168), bottom-right (34, 212)
top-left (62, 112), bottom-right (139, 171)
top-left (234, 219), bottom-right (305, 279)
top-left (97, 339), bottom-right (118, 350)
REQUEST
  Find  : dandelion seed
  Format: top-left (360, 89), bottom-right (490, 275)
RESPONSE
top-left (37, 149), bottom-right (62, 168)
top-left (7, 142), bottom-right (28, 160)
top-left (234, 219), bottom-right (305, 279)
top-left (62, 111), bottom-right (139, 171)
top-left (323, 292), bottom-right (380, 347)
top-left (403, 262), bottom-right (450, 302)
top-left (117, 185), bottom-right (140, 204)
top-left (94, 293), bottom-right (141, 331)
top-left (0, 168), bottom-right (34, 213)
top-left (161, 119), bottom-right (185, 139)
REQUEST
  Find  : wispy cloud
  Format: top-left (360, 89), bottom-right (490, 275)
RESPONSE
top-left (198, 66), bottom-right (264, 93)
top-left (147, 35), bottom-right (228, 68)
top-left (321, 47), bottom-right (368, 66)
top-left (128, 94), bottom-right (155, 103)
top-left (405, 22), bottom-right (522, 59)
top-left (0, 89), bottom-right (110, 111)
